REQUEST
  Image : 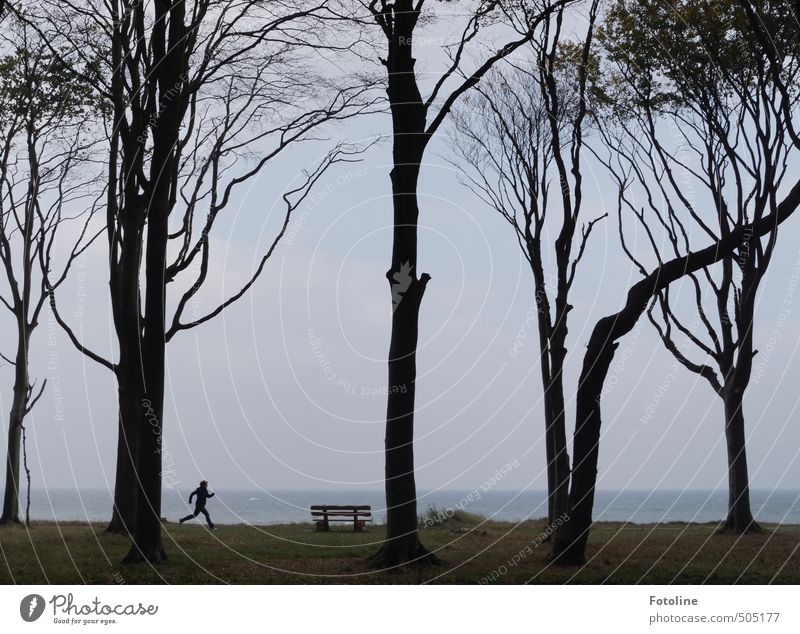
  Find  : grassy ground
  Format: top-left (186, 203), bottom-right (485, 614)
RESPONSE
top-left (1, 518), bottom-right (798, 584)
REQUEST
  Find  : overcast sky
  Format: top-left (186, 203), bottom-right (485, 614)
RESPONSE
top-left (3, 4), bottom-right (800, 500)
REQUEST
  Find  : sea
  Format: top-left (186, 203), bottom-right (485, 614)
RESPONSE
top-left (21, 488), bottom-right (800, 526)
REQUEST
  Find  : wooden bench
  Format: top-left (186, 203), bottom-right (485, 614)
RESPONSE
top-left (311, 505), bottom-right (372, 532)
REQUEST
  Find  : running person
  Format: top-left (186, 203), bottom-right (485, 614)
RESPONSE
top-left (179, 480), bottom-right (216, 528)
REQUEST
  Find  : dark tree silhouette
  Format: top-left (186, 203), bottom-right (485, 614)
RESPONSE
top-left (364, 0), bottom-right (576, 567)
top-left (30, 0), bottom-right (373, 562)
top-left (0, 17), bottom-right (100, 525)
top-left (450, 0), bottom-right (601, 526)
top-left (550, 0), bottom-right (800, 564)
top-left (596, 0), bottom-right (800, 536)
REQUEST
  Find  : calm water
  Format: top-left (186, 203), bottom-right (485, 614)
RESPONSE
top-left (22, 488), bottom-right (800, 525)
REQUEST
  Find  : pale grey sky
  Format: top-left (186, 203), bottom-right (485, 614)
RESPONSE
top-left (8, 127), bottom-right (799, 497)
top-left (2, 3), bottom-right (799, 500)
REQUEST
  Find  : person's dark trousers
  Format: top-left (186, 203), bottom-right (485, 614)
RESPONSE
top-left (180, 508), bottom-right (214, 528)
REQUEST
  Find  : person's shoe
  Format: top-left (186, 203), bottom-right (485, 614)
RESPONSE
top-left (179, 519), bottom-right (184, 525)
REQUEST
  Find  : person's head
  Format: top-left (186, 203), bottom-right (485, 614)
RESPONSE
top-left (200, 480), bottom-right (208, 488)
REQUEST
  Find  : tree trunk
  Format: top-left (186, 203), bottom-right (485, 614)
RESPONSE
top-left (1, 334), bottom-right (30, 525)
top-left (719, 252), bottom-right (760, 535)
top-left (548, 240), bottom-right (574, 527)
top-left (122, 210), bottom-right (169, 564)
top-left (0, 401), bottom-right (24, 525)
top-left (538, 342), bottom-right (570, 528)
top-left (531, 251), bottom-right (572, 527)
top-left (368, 5), bottom-right (437, 566)
top-left (106, 372), bottom-right (140, 534)
top-left (542, 382), bottom-right (557, 525)
top-left (121, 319), bottom-right (167, 562)
top-left (546, 358), bottom-right (571, 525)
top-left (373, 266), bottom-right (431, 565)
top-left (112, 0), bottom-right (185, 562)
top-left (121, 389), bottom-right (165, 563)
top-left (532, 281), bottom-right (559, 526)
top-left (106, 212), bottom-right (145, 535)
top-left (369, 159), bottom-right (435, 567)
top-left (122, 58), bottom-right (178, 558)
top-left (549, 321), bottom-right (617, 565)
top-left (720, 387), bottom-right (759, 533)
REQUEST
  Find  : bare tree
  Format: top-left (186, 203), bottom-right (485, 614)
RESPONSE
top-left (450, 0), bottom-right (601, 527)
top-left (362, 0), bottom-right (577, 566)
top-left (0, 15), bottom-right (100, 524)
top-left (26, 0), bottom-right (373, 562)
top-left (599, 0), bottom-right (800, 536)
top-left (550, 0), bottom-right (800, 565)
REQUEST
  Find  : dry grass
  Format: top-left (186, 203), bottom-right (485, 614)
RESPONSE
top-left (1, 519), bottom-right (798, 584)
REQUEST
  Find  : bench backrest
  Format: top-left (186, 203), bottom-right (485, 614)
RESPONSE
top-left (311, 505), bottom-right (372, 518)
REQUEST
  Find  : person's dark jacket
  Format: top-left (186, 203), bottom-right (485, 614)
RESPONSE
top-left (189, 487), bottom-right (214, 509)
